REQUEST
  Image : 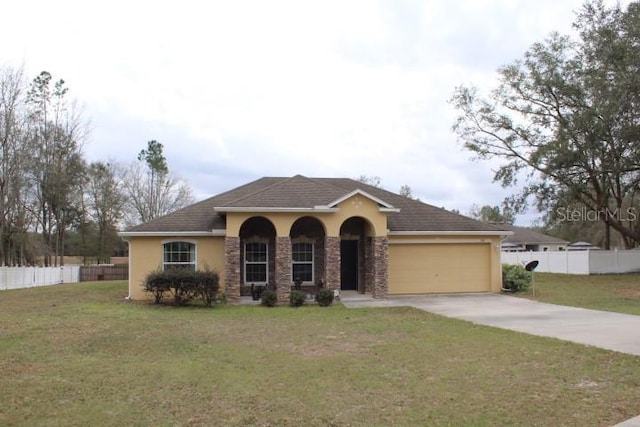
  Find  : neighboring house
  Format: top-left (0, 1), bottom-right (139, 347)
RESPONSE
top-left (120, 175), bottom-right (510, 301)
top-left (567, 241), bottom-right (599, 251)
top-left (498, 224), bottom-right (569, 252)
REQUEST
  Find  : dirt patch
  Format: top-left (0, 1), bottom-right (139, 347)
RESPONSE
top-left (612, 288), bottom-right (640, 298)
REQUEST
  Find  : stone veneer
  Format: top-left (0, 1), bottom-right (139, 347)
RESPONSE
top-left (324, 237), bottom-right (341, 290)
top-left (225, 237), bottom-right (241, 302)
top-left (371, 237), bottom-right (388, 298)
top-left (275, 237), bottom-right (292, 302)
top-left (225, 234), bottom-right (388, 302)
top-left (364, 237), bottom-right (374, 294)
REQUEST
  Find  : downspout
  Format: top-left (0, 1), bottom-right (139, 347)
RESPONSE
top-left (123, 237), bottom-right (132, 300)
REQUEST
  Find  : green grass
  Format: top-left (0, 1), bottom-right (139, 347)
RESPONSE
top-left (521, 273), bottom-right (640, 315)
top-left (1, 281), bottom-right (639, 426)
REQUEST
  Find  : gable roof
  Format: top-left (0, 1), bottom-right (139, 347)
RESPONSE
top-left (123, 175), bottom-right (508, 235)
top-left (499, 224), bottom-right (568, 245)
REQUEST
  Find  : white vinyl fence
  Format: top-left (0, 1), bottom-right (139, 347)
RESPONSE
top-left (0, 266), bottom-right (80, 291)
top-left (501, 250), bottom-right (640, 275)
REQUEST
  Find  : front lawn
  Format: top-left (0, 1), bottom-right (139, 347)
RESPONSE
top-left (522, 273), bottom-right (640, 315)
top-left (1, 281), bottom-right (639, 426)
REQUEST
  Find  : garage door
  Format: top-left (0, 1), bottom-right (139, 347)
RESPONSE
top-left (388, 243), bottom-right (491, 294)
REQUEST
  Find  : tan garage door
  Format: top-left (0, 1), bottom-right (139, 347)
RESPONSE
top-left (388, 243), bottom-right (491, 294)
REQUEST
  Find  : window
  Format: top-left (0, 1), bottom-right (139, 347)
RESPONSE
top-left (163, 241), bottom-right (196, 270)
top-left (245, 242), bottom-right (268, 284)
top-left (292, 242), bottom-right (313, 282)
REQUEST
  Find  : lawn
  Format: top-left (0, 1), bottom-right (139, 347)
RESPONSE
top-left (521, 272), bottom-right (640, 315)
top-left (1, 281), bottom-right (639, 426)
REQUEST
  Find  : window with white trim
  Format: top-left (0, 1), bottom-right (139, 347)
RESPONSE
top-left (292, 242), bottom-right (313, 283)
top-left (163, 241), bottom-right (196, 271)
top-left (245, 241), bottom-right (268, 284)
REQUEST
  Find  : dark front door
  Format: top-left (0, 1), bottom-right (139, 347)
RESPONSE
top-left (340, 240), bottom-right (358, 290)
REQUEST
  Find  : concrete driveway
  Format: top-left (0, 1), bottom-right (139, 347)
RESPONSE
top-left (341, 293), bottom-right (640, 356)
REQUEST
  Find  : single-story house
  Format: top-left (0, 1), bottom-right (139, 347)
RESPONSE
top-left (567, 241), bottom-right (599, 251)
top-left (120, 175), bottom-right (510, 301)
top-left (498, 224), bottom-right (569, 252)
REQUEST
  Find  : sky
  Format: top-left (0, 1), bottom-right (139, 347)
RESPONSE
top-left (0, 0), bottom-right (624, 225)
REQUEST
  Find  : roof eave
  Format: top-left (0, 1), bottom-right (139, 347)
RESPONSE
top-left (327, 189), bottom-right (396, 209)
top-left (213, 206), bottom-right (339, 213)
top-left (388, 230), bottom-right (513, 236)
top-left (119, 230), bottom-right (226, 238)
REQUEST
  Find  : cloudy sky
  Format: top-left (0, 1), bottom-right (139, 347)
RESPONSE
top-left (0, 0), bottom-right (623, 224)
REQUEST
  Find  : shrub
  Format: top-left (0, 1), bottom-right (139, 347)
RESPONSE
top-left (143, 268), bottom-right (220, 306)
top-left (289, 290), bottom-right (306, 307)
top-left (194, 270), bottom-right (220, 307)
top-left (315, 289), bottom-right (335, 307)
top-left (502, 264), bottom-right (532, 292)
top-left (261, 289), bottom-right (278, 307)
top-left (143, 270), bottom-right (171, 304)
top-left (169, 268), bottom-right (197, 306)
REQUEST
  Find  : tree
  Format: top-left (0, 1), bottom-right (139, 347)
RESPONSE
top-left (85, 162), bottom-right (125, 263)
top-left (25, 71), bottom-right (87, 265)
top-left (451, 0), bottom-right (640, 248)
top-left (122, 140), bottom-right (194, 226)
top-left (468, 204), bottom-right (515, 224)
top-left (0, 66), bottom-right (31, 266)
top-left (356, 174), bottom-right (381, 188)
top-left (399, 184), bottom-right (420, 201)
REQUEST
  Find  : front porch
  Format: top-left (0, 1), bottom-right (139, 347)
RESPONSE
top-left (224, 215), bottom-right (388, 302)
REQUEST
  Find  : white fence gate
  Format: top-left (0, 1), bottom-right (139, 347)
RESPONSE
top-left (0, 266), bottom-right (80, 291)
top-left (501, 250), bottom-right (640, 275)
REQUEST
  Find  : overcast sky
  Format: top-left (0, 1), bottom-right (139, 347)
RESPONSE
top-left (1, 0), bottom-right (624, 225)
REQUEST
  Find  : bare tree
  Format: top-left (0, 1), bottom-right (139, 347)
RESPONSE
top-left (25, 71), bottom-right (87, 265)
top-left (122, 140), bottom-right (194, 227)
top-left (85, 161), bottom-right (125, 263)
top-left (356, 174), bottom-right (382, 188)
top-left (0, 66), bottom-right (30, 266)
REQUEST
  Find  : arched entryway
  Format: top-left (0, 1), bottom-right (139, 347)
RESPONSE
top-left (339, 217), bottom-right (374, 293)
top-left (239, 216), bottom-right (277, 296)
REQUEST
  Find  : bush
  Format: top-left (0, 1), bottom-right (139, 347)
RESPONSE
top-left (143, 268), bottom-right (220, 306)
top-left (289, 290), bottom-right (306, 307)
top-left (143, 270), bottom-right (171, 304)
top-left (169, 269), bottom-right (198, 306)
top-left (261, 289), bottom-right (278, 307)
top-left (502, 264), bottom-right (532, 292)
top-left (315, 289), bottom-right (335, 307)
top-left (194, 270), bottom-right (220, 307)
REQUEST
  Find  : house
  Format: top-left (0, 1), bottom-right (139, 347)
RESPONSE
top-left (120, 175), bottom-right (510, 301)
top-left (498, 224), bottom-right (569, 252)
top-left (567, 241), bottom-right (599, 251)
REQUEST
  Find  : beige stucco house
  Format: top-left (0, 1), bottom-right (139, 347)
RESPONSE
top-left (120, 175), bottom-right (510, 302)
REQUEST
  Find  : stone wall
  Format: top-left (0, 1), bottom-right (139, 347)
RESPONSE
top-left (364, 237), bottom-right (374, 294)
top-left (372, 237), bottom-right (388, 298)
top-left (324, 236), bottom-right (340, 290)
top-left (224, 237), bottom-right (241, 302)
top-left (275, 237), bottom-right (292, 302)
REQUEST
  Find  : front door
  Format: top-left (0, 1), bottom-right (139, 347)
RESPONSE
top-left (340, 240), bottom-right (358, 290)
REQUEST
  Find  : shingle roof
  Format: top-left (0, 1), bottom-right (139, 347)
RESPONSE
top-left (125, 175), bottom-right (506, 233)
top-left (499, 224), bottom-right (568, 245)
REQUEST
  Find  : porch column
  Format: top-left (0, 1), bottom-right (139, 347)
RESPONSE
top-left (372, 237), bottom-right (388, 298)
top-left (364, 237), bottom-right (374, 294)
top-left (275, 236), bottom-right (292, 303)
top-left (324, 236), bottom-right (341, 291)
top-left (224, 237), bottom-right (241, 302)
